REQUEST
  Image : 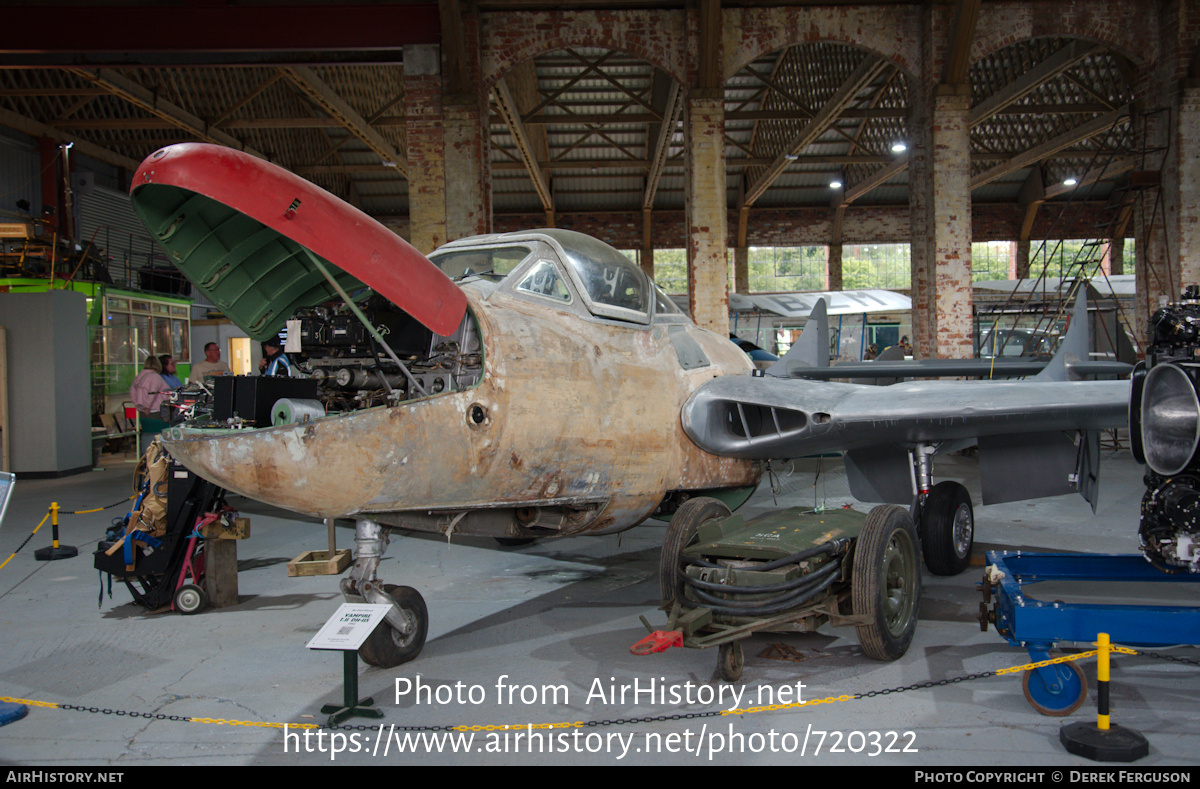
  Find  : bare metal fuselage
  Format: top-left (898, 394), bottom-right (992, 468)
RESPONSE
top-left (163, 284), bottom-right (761, 537)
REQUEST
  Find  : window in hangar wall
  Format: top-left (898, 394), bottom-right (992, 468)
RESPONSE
top-left (972, 241), bottom-right (1016, 281)
top-left (841, 244), bottom-right (911, 290)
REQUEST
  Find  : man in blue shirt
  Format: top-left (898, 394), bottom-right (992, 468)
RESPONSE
top-left (260, 338), bottom-right (293, 377)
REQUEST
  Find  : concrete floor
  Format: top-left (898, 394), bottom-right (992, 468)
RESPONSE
top-left (1, 444), bottom-right (1198, 767)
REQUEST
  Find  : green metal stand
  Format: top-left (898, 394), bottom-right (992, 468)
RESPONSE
top-left (320, 650), bottom-right (383, 726)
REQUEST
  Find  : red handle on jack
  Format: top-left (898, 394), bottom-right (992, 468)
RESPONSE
top-left (630, 630), bottom-right (684, 655)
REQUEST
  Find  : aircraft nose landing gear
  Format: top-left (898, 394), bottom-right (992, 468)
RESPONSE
top-left (342, 518), bottom-right (429, 667)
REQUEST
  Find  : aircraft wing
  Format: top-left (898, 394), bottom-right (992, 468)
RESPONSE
top-left (681, 374), bottom-right (1128, 459)
top-left (785, 358), bottom-right (1132, 380)
top-left (683, 292), bottom-right (1130, 509)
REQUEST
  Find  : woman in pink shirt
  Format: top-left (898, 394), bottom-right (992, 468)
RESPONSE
top-left (129, 356), bottom-right (170, 453)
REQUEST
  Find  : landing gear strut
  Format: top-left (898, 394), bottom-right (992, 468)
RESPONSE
top-left (342, 518), bottom-right (429, 667)
top-left (909, 443), bottom-right (975, 576)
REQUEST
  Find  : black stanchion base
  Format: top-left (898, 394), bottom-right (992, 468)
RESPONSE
top-left (320, 649), bottom-right (383, 726)
top-left (321, 698), bottom-right (384, 726)
top-left (34, 545), bottom-right (77, 561)
top-left (1061, 722), bottom-right (1149, 762)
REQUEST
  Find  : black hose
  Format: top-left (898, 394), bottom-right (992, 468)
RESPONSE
top-left (687, 559), bottom-right (841, 609)
top-left (683, 555), bottom-right (840, 595)
top-left (683, 537), bottom-right (849, 574)
top-left (689, 568), bottom-right (842, 617)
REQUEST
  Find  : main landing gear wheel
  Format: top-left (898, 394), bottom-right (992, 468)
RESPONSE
top-left (920, 481), bottom-right (974, 576)
top-left (853, 505), bottom-right (921, 661)
top-left (659, 497), bottom-right (732, 606)
top-left (173, 583), bottom-right (207, 615)
top-left (717, 641), bottom-right (744, 683)
top-left (1022, 661), bottom-right (1087, 717)
top-left (358, 585), bottom-right (428, 668)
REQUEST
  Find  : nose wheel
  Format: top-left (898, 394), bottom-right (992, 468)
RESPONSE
top-left (357, 584), bottom-right (428, 668)
top-left (344, 518), bottom-right (430, 667)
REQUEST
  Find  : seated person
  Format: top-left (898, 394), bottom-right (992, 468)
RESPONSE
top-left (158, 354), bottom-right (182, 389)
top-left (129, 357), bottom-right (171, 454)
top-left (189, 342), bottom-right (231, 382)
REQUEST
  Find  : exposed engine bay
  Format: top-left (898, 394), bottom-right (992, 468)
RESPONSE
top-left (171, 294), bottom-right (482, 428)
top-left (1134, 285), bottom-right (1200, 572)
top-left (295, 294), bottom-right (482, 413)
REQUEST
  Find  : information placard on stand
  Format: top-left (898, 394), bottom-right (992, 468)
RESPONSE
top-left (308, 603), bottom-right (393, 725)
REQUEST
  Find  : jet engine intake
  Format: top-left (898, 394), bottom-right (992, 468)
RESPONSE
top-left (1137, 286), bottom-right (1200, 571)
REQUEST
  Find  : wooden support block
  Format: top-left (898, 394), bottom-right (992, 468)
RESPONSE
top-left (206, 538), bottom-right (239, 607)
top-left (202, 516), bottom-right (250, 540)
top-left (287, 549), bottom-right (352, 577)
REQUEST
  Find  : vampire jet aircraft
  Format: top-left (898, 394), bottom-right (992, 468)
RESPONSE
top-left (128, 143), bottom-right (1131, 668)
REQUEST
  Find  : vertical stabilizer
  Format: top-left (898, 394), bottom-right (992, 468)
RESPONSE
top-left (1034, 290), bottom-right (1089, 382)
top-left (767, 297), bottom-right (828, 377)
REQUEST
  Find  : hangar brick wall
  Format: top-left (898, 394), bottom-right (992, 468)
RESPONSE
top-left (972, 0), bottom-right (1156, 67)
top-left (723, 5), bottom-right (922, 81)
top-left (480, 9), bottom-right (687, 89)
top-left (494, 203), bottom-right (1120, 249)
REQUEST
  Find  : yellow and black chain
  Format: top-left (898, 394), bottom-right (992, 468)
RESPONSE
top-left (0, 496), bottom-right (136, 573)
top-left (0, 644), bottom-right (1151, 733)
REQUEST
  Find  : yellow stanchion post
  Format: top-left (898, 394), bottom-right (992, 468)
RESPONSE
top-left (1060, 632), bottom-right (1148, 761)
top-left (34, 502), bottom-right (77, 561)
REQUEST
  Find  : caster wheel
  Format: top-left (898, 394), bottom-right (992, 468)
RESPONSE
top-left (173, 583), bottom-right (207, 615)
top-left (1022, 661), bottom-right (1087, 717)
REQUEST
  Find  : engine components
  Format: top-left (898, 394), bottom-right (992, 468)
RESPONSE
top-left (1133, 285), bottom-right (1200, 571)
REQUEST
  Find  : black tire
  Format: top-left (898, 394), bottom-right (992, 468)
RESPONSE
top-left (173, 583), bottom-right (207, 615)
top-left (919, 481), bottom-right (974, 576)
top-left (717, 641), bottom-right (744, 683)
top-left (358, 585), bottom-right (428, 668)
top-left (658, 497), bottom-right (732, 606)
top-left (853, 505), bottom-right (921, 661)
top-left (494, 537), bottom-right (536, 547)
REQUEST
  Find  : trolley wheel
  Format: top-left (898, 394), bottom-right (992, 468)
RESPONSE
top-left (853, 505), bottom-right (922, 661)
top-left (1022, 661), bottom-right (1088, 717)
top-left (717, 641), bottom-right (744, 683)
top-left (173, 583), bottom-right (207, 615)
top-left (919, 481), bottom-right (974, 576)
top-left (658, 497), bottom-right (732, 606)
top-left (358, 585), bottom-right (428, 668)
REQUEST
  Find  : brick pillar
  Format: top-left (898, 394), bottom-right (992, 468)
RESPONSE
top-left (684, 93), bottom-right (729, 334)
top-left (930, 85), bottom-right (973, 359)
top-left (444, 101), bottom-right (490, 241)
top-left (1109, 236), bottom-right (1124, 276)
top-left (443, 11), bottom-right (489, 242)
top-left (733, 246), bottom-right (749, 293)
top-left (1134, 106), bottom-right (1175, 349)
top-left (1015, 239), bottom-right (1031, 279)
top-left (405, 44), bottom-right (447, 254)
top-left (827, 243), bottom-right (843, 291)
top-left (908, 73), bottom-right (936, 359)
top-left (1177, 84), bottom-right (1200, 290)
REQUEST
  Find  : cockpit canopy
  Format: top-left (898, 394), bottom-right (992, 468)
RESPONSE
top-left (429, 228), bottom-right (680, 325)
